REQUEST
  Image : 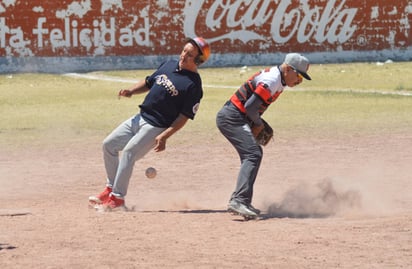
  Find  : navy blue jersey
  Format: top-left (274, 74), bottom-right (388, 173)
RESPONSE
top-left (139, 60), bottom-right (203, 128)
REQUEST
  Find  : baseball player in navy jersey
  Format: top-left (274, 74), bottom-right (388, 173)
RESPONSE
top-left (216, 53), bottom-right (312, 219)
top-left (89, 37), bottom-right (211, 211)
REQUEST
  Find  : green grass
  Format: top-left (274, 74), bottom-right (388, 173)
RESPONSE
top-left (299, 62), bottom-right (412, 92)
top-left (1, 62), bottom-right (412, 147)
top-left (104, 62), bottom-right (412, 92)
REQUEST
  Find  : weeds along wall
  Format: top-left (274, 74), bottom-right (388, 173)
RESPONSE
top-left (0, 0), bottom-right (411, 73)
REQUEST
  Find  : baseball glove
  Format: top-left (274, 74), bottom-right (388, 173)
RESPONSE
top-left (255, 118), bottom-right (274, 146)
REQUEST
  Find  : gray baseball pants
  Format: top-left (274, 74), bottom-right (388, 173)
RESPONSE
top-left (216, 101), bottom-right (263, 205)
top-left (103, 114), bottom-right (165, 197)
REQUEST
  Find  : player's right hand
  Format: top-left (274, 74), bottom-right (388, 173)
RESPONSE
top-left (118, 89), bottom-right (133, 98)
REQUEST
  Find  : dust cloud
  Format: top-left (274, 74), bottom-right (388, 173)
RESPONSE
top-left (265, 178), bottom-right (362, 218)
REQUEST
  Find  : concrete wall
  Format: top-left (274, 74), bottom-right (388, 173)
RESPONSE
top-left (1, 0), bottom-right (411, 73)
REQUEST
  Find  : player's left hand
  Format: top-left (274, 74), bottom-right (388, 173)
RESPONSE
top-left (154, 136), bottom-right (167, 152)
top-left (252, 124), bottom-right (264, 138)
top-left (255, 119), bottom-right (274, 146)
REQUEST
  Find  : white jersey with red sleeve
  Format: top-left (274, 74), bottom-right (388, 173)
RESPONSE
top-left (230, 66), bottom-right (285, 114)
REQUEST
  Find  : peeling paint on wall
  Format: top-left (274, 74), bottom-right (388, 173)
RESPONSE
top-left (0, 0), bottom-right (411, 73)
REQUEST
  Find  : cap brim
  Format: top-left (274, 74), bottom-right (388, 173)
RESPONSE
top-left (299, 71), bottom-right (311, 80)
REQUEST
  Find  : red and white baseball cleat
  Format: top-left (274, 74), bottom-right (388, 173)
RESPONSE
top-left (99, 194), bottom-right (125, 211)
top-left (88, 186), bottom-right (112, 205)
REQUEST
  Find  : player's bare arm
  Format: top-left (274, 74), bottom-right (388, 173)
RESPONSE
top-left (154, 113), bottom-right (189, 152)
top-left (118, 80), bottom-right (149, 98)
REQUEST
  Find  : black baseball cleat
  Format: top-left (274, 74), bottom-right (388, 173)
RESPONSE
top-left (227, 200), bottom-right (258, 220)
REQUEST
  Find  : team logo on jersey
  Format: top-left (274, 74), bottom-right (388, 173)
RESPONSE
top-left (156, 74), bottom-right (179, 96)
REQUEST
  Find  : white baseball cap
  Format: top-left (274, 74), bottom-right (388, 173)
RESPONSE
top-left (284, 53), bottom-right (311, 80)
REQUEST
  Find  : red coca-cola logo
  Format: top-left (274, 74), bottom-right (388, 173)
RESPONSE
top-left (185, 0), bottom-right (358, 45)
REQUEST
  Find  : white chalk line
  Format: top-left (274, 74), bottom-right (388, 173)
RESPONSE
top-left (64, 73), bottom-right (139, 84)
top-left (63, 73), bottom-right (412, 97)
top-left (64, 72), bottom-right (237, 89)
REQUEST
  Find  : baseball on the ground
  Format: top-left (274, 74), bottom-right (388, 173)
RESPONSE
top-left (145, 167), bottom-right (157, 179)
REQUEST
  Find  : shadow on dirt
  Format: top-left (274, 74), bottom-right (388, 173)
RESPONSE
top-left (141, 209), bottom-right (332, 220)
top-left (156, 209), bottom-right (228, 214)
top-left (146, 209), bottom-right (327, 221)
top-left (0, 243), bottom-right (17, 251)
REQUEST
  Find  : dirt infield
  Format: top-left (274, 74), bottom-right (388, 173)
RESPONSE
top-left (1, 130), bottom-right (412, 268)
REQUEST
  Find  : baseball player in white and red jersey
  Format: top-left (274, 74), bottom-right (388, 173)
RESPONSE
top-left (216, 53), bottom-right (312, 219)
